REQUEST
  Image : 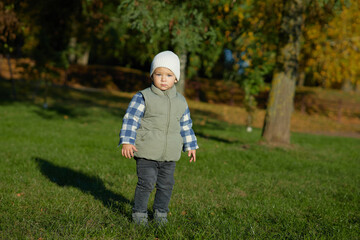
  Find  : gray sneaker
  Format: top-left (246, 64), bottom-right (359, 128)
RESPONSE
top-left (132, 212), bottom-right (148, 226)
top-left (154, 210), bottom-right (168, 226)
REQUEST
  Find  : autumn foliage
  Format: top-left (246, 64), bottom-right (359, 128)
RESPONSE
top-left (303, 1), bottom-right (360, 89)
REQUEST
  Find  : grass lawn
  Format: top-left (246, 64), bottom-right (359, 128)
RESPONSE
top-left (0, 81), bottom-right (359, 239)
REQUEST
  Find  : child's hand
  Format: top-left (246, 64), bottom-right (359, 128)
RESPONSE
top-left (122, 144), bottom-right (138, 159)
top-left (188, 150), bottom-right (196, 163)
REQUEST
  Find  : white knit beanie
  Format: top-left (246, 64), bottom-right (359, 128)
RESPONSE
top-left (150, 51), bottom-right (180, 81)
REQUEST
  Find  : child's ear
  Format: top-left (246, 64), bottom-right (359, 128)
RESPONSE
top-left (175, 79), bottom-right (178, 83)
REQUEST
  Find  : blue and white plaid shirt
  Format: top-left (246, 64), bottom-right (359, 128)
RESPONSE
top-left (119, 92), bottom-right (199, 152)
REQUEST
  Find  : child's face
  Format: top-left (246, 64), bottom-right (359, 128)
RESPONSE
top-left (152, 67), bottom-right (177, 91)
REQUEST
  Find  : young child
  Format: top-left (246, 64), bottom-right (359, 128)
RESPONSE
top-left (119, 51), bottom-right (199, 226)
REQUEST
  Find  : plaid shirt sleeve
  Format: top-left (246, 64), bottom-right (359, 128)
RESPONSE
top-left (181, 104), bottom-right (199, 151)
top-left (119, 92), bottom-right (145, 146)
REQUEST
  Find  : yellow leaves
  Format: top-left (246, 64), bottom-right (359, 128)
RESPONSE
top-left (313, 72), bottom-right (321, 82)
top-left (315, 45), bottom-right (322, 51)
top-left (320, 71), bottom-right (328, 81)
top-left (306, 58), bottom-right (315, 67)
top-left (248, 31), bottom-right (254, 39)
top-left (250, 17), bottom-right (259, 26)
top-left (224, 4), bottom-right (230, 13)
top-left (306, 26), bottom-right (321, 41)
top-left (303, 1), bottom-right (360, 87)
top-left (327, 27), bottom-right (338, 38)
top-left (225, 30), bottom-right (232, 42)
top-left (238, 12), bottom-right (244, 22)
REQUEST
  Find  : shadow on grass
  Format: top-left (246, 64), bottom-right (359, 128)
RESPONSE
top-left (193, 119), bottom-right (246, 144)
top-left (31, 85), bottom-right (129, 120)
top-left (196, 131), bottom-right (242, 144)
top-left (33, 104), bottom-right (85, 120)
top-left (191, 109), bottom-right (221, 121)
top-left (0, 79), bottom-right (129, 119)
top-left (34, 157), bottom-right (133, 221)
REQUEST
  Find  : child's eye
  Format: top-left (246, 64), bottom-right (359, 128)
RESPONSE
top-left (167, 75), bottom-right (173, 77)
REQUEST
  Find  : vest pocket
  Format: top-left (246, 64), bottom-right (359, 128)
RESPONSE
top-left (136, 130), bottom-right (149, 142)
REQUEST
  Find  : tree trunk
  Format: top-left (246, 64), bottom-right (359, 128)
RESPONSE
top-left (177, 50), bottom-right (187, 96)
top-left (77, 45), bottom-right (91, 66)
top-left (355, 81), bottom-right (360, 93)
top-left (43, 78), bottom-right (49, 109)
top-left (68, 36), bottom-right (77, 63)
top-left (6, 54), bottom-right (16, 100)
top-left (297, 71), bottom-right (305, 87)
top-left (262, 0), bottom-right (304, 145)
top-left (341, 78), bottom-right (353, 92)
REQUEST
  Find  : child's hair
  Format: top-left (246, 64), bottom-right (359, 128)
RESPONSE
top-left (150, 51), bottom-right (181, 80)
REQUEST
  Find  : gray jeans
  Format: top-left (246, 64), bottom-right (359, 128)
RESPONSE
top-left (133, 158), bottom-right (176, 214)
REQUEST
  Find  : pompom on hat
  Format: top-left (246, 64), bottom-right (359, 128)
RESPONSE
top-left (150, 51), bottom-right (180, 81)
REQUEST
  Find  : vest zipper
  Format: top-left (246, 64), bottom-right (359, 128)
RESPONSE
top-left (162, 93), bottom-right (171, 159)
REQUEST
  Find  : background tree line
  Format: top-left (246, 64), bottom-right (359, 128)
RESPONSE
top-left (1, 0), bottom-right (359, 145)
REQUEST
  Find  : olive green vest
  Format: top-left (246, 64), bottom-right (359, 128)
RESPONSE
top-left (134, 84), bottom-right (187, 161)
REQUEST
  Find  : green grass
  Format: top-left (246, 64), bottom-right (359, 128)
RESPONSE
top-left (0, 82), bottom-right (359, 239)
